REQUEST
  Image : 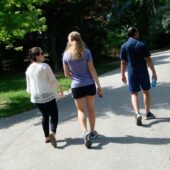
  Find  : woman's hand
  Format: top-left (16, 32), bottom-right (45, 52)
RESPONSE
top-left (60, 91), bottom-right (64, 96)
top-left (97, 87), bottom-right (104, 97)
top-left (58, 85), bottom-right (64, 96)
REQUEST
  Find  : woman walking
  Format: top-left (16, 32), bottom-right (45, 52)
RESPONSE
top-left (62, 31), bottom-right (103, 148)
top-left (26, 47), bottom-right (63, 148)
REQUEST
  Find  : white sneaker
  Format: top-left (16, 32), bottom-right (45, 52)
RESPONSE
top-left (84, 131), bottom-right (92, 148)
top-left (135, 113), bottom-right (142, 126)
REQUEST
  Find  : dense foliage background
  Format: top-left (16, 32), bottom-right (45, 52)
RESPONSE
top-left (0, 0), bottom-right (170, 72)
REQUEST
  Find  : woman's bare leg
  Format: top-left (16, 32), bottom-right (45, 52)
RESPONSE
top-left (74, 97), bottom-right (87, 133)
top-left (86, 95), bottom-right (95, 132)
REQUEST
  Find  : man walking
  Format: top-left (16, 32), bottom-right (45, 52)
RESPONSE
top-left (120, 27), bottom-right (157, 125)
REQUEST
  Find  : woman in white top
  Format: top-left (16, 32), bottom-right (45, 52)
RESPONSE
top-left (26, 47), bottom-right (63, 148)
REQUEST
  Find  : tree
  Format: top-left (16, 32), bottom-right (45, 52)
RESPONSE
top-left (149, 4), bottom-right (170, 48)
top-left (106, 0), bottom-right (170, 49)
top-left (43, 0), bottom-right (112, 70)
top-left (0, 0), bottom-right (49, 49)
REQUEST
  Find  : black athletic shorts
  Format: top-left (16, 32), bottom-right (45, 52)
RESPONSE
top-left (71, 84), bottom-right (96, 99)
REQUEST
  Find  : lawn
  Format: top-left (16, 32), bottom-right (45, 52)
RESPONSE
top-left (0, 61), bottom-right (120, 117)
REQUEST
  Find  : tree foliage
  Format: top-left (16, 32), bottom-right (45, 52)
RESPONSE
top-left (0, 0), bottom-right (49, 48)
top-left (0, 0), bottom-right (170, 72)
top-left (106, 0), bottom-right (170, 49)
top-left (43, 0), bottom-right (112, 69)
top-left (149, 4), bottom-right (170, 48)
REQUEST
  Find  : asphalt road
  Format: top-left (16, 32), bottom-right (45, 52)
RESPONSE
top-left (0, 50), bottom-right (170, 170)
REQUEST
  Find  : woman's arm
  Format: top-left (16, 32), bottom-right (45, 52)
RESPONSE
top-left (26, 75), bottom-right (31, 93)
top-left (46, 66), bottom-right (64, 96)
top-left (46, 65), bottom-right (60, 87)
top-left (63, 63), bottom-right (72, 78)
top-left (88, 60), bottom-right (103, 97)
top-left (57, 84), bottom-right (64, 96)
top-left (45, 64), bottom-right (65, 96)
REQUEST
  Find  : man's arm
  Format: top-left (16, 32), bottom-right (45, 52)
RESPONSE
top-left (145, 57), bottom-right (157, 80)
top-left (120, 45), bottom-right (127, 84)
top-left (120, 60), bottom-right (127, 84)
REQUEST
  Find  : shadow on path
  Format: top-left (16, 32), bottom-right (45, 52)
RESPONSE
top-left (142, 117), bottom-right (170, 128)
top-left (0, 51), bottom-right (170, 129)
top-left (0, 81), bottom-right (170, 129)
top-left (54, 134), bottom-right (170, 150)
top-left (152, 54), bottom-right (170, 66)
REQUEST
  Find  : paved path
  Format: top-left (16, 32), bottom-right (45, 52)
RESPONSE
top-left (0, 50), bottom-right (170, 170)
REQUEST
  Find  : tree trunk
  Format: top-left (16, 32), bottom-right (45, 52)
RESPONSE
top-left (152, 0), bottom-right (156, 16)
top-left (49, 25), bottom-right (59, 72)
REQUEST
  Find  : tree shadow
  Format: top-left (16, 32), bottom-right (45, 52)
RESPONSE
top-left (54, 134), bottom-right (170, 150)
top-left (94, 82), bottom-right (170, 118)
top-left (94, 135), bottom-right (170, 150)
top-left (0, 51), bottom-right (170, 129)
top-left (152, 53), bottom-right (170, 66)
top-left (0, 81), bottom-right (170, 129)
top-left (152, 50), bottom-right (170, 65)
top-left (142, 117), bottom-right (170, 128)
top-left (0, 94), bottom-right (76, 129)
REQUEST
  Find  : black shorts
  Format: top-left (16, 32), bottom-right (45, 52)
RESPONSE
top-left (71, 84), bottom-right (96, 99)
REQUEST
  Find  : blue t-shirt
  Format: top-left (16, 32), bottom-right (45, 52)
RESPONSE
top-left (120, 38), bottom-right (150, 74)
top-left (63, 48), bottom-right (94, 88)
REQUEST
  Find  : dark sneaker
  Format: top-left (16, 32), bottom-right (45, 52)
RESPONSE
top-left (49, 134), bottom-right (57, 148)
top-left (135, 113), bottom-right (142, 126)
top-left (84, 132), bottom-right (92, 149)
top-left (145, 112), bottom-right (156, 120)
top-left (90, 131), bottom-right (99, 139)
top-left (45, 139), bottom-right (50, 143)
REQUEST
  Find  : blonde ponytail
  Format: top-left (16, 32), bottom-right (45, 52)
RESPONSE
top-left (65, 31), bottom-right (86, 60)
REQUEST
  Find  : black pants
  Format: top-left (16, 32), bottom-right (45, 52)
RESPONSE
top-left (36, 99), bottom-right (58, 137)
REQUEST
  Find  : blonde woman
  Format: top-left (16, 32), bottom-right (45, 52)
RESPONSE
top-left (26, 47), bottom-right (63, 148)
top-left (62, 31), bottom-right (103, 148)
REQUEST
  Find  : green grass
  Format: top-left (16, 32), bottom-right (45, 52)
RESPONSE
top-left (0, 73), bottom-right (33, 117)
top-left (0, 61), bottom-right (119, 117)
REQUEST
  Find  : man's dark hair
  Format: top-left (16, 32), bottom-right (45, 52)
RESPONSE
top-left (128, 27), bottom-right (138, 37)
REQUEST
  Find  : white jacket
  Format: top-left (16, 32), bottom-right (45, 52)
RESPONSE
top-left (26, 62), bottom-right (59, 103)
